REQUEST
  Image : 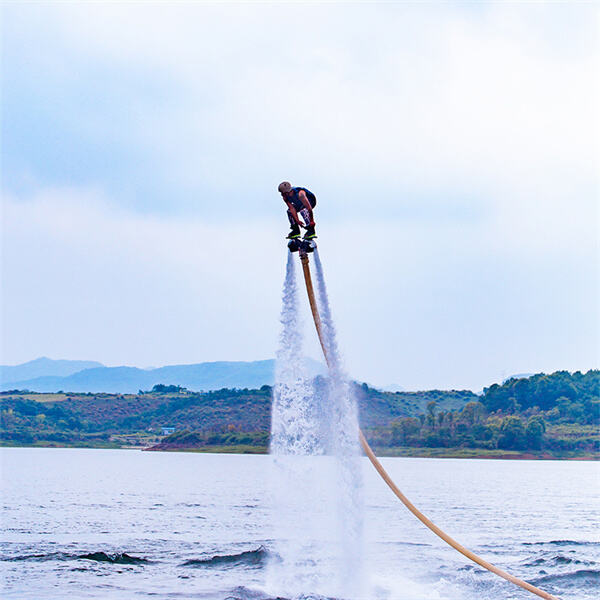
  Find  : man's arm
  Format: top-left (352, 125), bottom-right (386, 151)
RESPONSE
top-left (286, 202), bottom-right (304, 227)
top-left (298, 190), bottom-right (315, 226)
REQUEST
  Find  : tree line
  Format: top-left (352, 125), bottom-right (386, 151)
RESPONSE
top-left (365, 370), bottom-right (598, 453)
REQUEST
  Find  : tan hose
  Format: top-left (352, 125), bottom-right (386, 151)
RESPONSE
top-left (299, 253), bottom-right (559, 600)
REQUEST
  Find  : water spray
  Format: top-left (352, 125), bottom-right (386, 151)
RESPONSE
top-left (269, 250), bottom-right (363, 598)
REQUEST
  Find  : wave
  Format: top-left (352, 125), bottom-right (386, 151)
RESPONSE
top-left (78, 552), bottom-right (150, 564)
top-left (523, 540), bottom-right (600, 547)
top-left (222, 587), bottom-right (339, 600)
top-left (531, 569), bottom-right (600, 585)
top-left (181, 546), bottom-right (270, 569)
top-left (1, 552), bottom-right (67, 562)
top-left (523, 554), bottom-right (592, 567)
top-left (1, 551), bottom-right (150, 564)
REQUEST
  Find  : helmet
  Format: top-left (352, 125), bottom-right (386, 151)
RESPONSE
top-left (278, 181), bottom-right (292, 194)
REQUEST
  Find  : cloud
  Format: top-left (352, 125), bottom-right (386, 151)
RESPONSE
top-left (1, 4), bottom-right (598, 389)
top-left (1, 188), bottom-right (286, 368)
top-left (3, 2), bottom-right (598, 217)
top-left (2, 188), bottom-right (597, 390)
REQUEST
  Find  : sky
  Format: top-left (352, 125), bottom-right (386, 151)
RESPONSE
top-left (1, 2), bottom-right (598, 391)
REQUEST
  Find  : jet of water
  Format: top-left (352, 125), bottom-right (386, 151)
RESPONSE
top-left (271, 251), bottom-right (319, 455)
top-left (267, 250), bottom-right (365, 599)
top-left (313, 249), bottom-right (365, 596)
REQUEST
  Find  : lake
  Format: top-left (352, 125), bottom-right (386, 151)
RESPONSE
top-left (1, 448), bottom-right (598, 599)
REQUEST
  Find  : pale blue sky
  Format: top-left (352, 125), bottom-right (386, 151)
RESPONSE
top-left (1, 2), bottom-right (598, 390)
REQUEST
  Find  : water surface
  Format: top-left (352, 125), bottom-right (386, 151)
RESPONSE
top-left (1, 448), bottom-right (598, 599)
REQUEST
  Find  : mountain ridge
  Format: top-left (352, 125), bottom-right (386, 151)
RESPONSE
top-left (1, 358), bottom-right (326, 393)
top-left (0, 357), bottom-right (104, 385)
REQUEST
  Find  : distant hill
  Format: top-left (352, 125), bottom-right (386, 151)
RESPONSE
top-left (1, 358), bottom-right (326, 393)
top-left (354, 385), bottom-right (477, 427)
top-left (1, 370), bottom-right (597, 458)
top-left (503, 373), bottom-right (534, 384)
top-left (0, 357), bottom-right (104, 385)
top-left (0, 382), bottom-right (478, 441)
top-left (378, 383), bottom-right (405, 393)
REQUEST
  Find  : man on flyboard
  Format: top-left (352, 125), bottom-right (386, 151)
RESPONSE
top-left (278, 181), bottom-right (317, 241)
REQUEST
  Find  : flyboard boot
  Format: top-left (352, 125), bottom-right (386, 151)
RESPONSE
top-left (286, 224), bottom-right (301, 252)
top-left (286, 224), bottom-right (301, 239)
top-left (299, 225), bottom-right (317, 254)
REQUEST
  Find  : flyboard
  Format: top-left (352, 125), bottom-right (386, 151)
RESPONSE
top-left (289, 239), bottom-right (559, 600)
top-left (287, 236), bottom-right (317, 255)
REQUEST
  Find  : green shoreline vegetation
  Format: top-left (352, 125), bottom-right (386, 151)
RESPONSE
top-left (1, 370), bottom-right (598, 459)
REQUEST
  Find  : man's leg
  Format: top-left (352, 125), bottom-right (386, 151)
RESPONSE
top-left (300, 208), bottom-right (316, 239)
top-left (286, 210), bottom-right (300, 238)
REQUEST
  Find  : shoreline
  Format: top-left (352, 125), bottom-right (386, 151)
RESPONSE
top-left (2, 442), bottom-right (597, 460)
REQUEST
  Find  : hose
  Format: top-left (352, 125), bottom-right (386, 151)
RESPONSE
top-left (299, 253), bottom-right (559, 600)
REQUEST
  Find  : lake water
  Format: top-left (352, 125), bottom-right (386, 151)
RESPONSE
top-left (0, 448), bottom-right (598, 600)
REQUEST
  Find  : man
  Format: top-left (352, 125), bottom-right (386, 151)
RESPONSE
top-left (278, 181), bottom-right (317, 240)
